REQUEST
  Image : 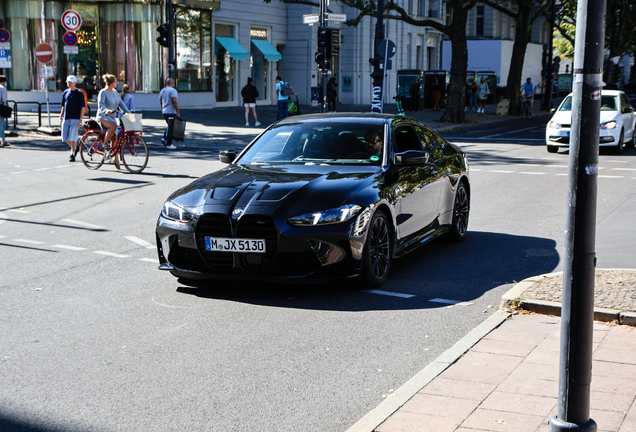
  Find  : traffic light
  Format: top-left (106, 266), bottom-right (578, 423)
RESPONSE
top-left (369, 56), bottom-right (383, 79)
top-left (317, 28), bottom-right (332, 59)
top-left (553, 56), bottom-right (561, 74)
top-left (315, 50), bottom-right (325, 65)
top-left (156, 23), bottom-right (170, 48)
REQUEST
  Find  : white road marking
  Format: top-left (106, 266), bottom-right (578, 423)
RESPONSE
top-left (54, 165), bottom-right (73, 169)
top-left (0, 235), bottom-right (7, 238)
top-left (429, 298), bottom-right (475, 307)
top-left (13, 239), bottom-right (45, 245)
top-left (604, 160), bottom-right (628, 163)
top-left (51, 244), bottom-right (87, 251)
top-left (598, 175), bottom-right (623, 179)
top-left (469, 168), bottom-right (482, 171)
top-left (364, 290), bottom-right (415, 299)
top-left (139, 258), bottom-right (159, 263)
top-left (12, 171), bottom-right (28, 175)
top-left (61, 219), bottom-right (106, 230)
top-left (8, 209), bottom-right (32, 214)
top-left (516, 164), bottom-right (541, 167)
top-left (520, 172), bottom-right (547, 175)
top-left (612, 168), bottom-right (636, 171)
top-left (34, 168), bottom-right (51, 172)
top-left (124, 236), bottom-right (155, 249)
top-left (93, 251), bottom-right (130, 258)
top-left (555, 173), bottom-right (568, 176)
top-left (487, 170), bottom-right (515, 173)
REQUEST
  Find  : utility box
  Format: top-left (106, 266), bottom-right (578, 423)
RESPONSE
top-left (496, 99), bottom-right (510, 115)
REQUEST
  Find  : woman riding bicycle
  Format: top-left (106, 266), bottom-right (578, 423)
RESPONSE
top-left (96, 74), bottom-right (130, 168)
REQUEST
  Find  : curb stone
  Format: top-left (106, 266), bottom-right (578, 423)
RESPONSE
top-left (500, 269), bottom-right (636, 326)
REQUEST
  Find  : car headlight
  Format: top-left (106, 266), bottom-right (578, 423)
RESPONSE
top-left (548, 121), bottom-right (562, 129)
top-left (600, 121), bottom-right (617, 130)
top-left (162, 201), bottom-right (195, 223)
top-left (287, 204), bottom-right (363, 226)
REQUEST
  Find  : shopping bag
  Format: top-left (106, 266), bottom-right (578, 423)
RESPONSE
top-left (167, 117), bottom-right (186, 142)
top-left (0, 104), bottom-right (12, 118)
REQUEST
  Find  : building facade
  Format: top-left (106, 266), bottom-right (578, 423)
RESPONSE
top-left (0, 0), bottom-right (445, 110)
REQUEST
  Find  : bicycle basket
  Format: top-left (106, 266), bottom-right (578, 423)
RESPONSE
top-left (121, 113), bottom-right (143, 132)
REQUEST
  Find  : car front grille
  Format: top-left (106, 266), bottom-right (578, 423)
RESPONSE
top-left (168, 243), bottom-right (209, 273)
top-left (196, 214), bottom-right (234, 271)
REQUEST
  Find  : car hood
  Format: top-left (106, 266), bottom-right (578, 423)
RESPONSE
top-left (550, 110), bottom-right (620, 125)
top-left (167, 164), bottom-right (381, 213)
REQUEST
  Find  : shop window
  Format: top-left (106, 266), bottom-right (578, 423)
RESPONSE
top-left (124, 3), bottom-right (162, 93)
top-left (175, 9), bottom-right (212, 92)
top-left (476, 6), bottom-right (484, 36)
top-left (214, 24), bottom-right (236, 102)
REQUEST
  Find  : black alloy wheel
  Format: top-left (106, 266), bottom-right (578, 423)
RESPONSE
top-left (449, 181), bottom-right (469, 242)
top-left (361, 211), bottom-right (391, 288)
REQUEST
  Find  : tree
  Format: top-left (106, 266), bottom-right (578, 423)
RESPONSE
top-left (553, 23), bottom-right (575, 59)
top-left (483, 0), bottom-right (549, 115)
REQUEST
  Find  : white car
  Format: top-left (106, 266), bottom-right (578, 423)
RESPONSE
top-left (545, 90), bottom-right (636, 153)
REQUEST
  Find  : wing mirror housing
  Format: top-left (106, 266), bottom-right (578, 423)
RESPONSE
top-left (395, 150), bottom-right (430, 165)
top-left (219, 149), bottom-right (240, 164)
top-left (623, 107), bottom-right (634, 114)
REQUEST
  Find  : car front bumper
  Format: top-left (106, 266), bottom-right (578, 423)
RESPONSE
top-left (546, 128), bottom-right (620, 147)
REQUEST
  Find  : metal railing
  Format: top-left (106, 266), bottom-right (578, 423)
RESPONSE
top-left (6, 100), bottom-right (92, 129)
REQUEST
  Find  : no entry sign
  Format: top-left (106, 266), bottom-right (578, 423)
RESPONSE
top-left (61, 10), bottom-right (82, 32)
top-left (63, 31), bottom-right (78, 46)
top-left (35, 43), bottom-right (54, 63)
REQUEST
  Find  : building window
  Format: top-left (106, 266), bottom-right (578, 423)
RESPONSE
top-left (429, 0), bottom-right (440, 18)
top-left (250, 28), bottom-right (268, 101)
top-left (408, 0), bottom-right (414, 15)
top-left (476, 5), bottom-right (484, 36)
top-left (214, 23), bottom-right (235, 102)
top-left (175, 9), bottom-right (212, 92)
top-left (418, 0), bottom-right (426, 17)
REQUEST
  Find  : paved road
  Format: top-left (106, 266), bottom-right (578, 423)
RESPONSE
top-left (1, 118), bottom-right (635, 431)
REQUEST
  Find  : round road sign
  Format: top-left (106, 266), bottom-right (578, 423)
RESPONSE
top-left (0, 28), bottom-right (9, 43)
top-left (35, 43), bottom-right (54, 63)
top-left (63, 31), bottom-right (78, 47)
top-left (61, 10), bottom-right (82, 32)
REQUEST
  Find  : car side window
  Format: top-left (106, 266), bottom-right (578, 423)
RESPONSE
top-left (621, 94), bottom-right (631, 112)
top-left (415, 126), bottom-right (438, 152)
top-left (393, 125), bottom-right (423, 153)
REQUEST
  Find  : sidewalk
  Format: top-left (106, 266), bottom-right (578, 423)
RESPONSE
top-left (348, 270), bottom-right (636, 432)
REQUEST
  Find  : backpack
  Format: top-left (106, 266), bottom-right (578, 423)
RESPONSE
top-left (280, 82), bottom-right (292, 96)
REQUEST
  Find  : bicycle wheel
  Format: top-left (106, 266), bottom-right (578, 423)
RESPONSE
top-left (79, 132), bottom-right (105, 170)
top-left (121, 134), bottom-right (149, 174)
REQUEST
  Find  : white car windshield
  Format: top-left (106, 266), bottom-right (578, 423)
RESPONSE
top-left (559, 95), bottom-right (618, 112)
top-left (238, 122), bottom-right (385, 165)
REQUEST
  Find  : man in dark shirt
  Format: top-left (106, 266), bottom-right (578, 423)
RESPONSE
top-left (59, 76), bottom-right (86, 162)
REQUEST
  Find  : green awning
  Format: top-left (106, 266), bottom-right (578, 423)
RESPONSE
top-left (251, 39), bottom-right (282, 62)
top-left (215, 37), bottom-right (249, 60)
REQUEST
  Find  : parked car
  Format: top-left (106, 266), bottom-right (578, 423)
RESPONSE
top-left (156, 113), bottom-right (470, 288)
top-left (545, 90), bottom-right (635, 153)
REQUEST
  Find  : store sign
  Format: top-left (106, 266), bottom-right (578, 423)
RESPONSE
top-left (61, 10), bottom-right (82, 32)
top-left (250, 29), bottom-right (268, 39)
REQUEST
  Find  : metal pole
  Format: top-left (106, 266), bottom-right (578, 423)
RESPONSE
top-left (168, 0), bottom-right (174, 79)
top-left (319, 0), bottom-right (327, 113)
top-left (548, 0), bottom-right (606, 430)
top-left (542, 0), bottom-right (556, 110)
top-left (370, 0), bottom-right (384, 113)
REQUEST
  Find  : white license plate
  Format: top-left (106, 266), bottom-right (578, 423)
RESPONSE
top-left (205, 237), bottom-right (266, 253)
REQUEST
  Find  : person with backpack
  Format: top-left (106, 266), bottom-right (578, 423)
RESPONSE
top-left (241, 77), bottom-right (261, 126)
top-left (275, 76), bottom-right (295, 120)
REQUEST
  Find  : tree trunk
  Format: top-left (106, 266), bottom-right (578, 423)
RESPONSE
top-left (443, 11), bottom-right (469, 123)
top-left (506, 2), bottom-right (532, 116)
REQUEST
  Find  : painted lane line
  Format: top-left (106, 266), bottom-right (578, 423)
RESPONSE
top-left (61, 219), bottom-right (106, 230)
top-left (612, 168), bottom-right (636, 171)
top-left (364, 290), bottom-right (416, 299)
top-left (0, 235), bottom-right (7, 238)
top-left (486, 170), bottom-right (515, 173)
top-left (548, 165), bottom-right (569, 168)
top-left (8, 209), bottom-right (32, 214)
top-left (469, 168), bottom-right (482, 171)
top-left (93, 251), bottom-right (130, 258)
top-left (429, 298), bottom-right (475, 307)
top-left (34, 168), bottom-right (52, 172)
top-left (139, 258), bottom-right (159, 263)
top-left (516, 164), bottom-right (541, 167)
top-left (124, 236), bottom-right (155, 249)
top-left (598, 175), bottom-right (623, 179)
top-left (13, 239), bottom-right (46, 245)
top-left (520, 172), bottom-right (547, 175)
top-left (51, 244), bottom-right (87, 251)
top-left (555, 173), bottom-right (568, 176)
top-left (54, 165), bottom-right (73, 169)
top-left (604, 160), bottom-right (628, 163)
top-left (12, 171), bottom-right (28, 175)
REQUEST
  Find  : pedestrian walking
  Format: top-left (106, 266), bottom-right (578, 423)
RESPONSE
top-left (469, 79), bottom-right (479, 111)
top-left (159, 78), bottom-right (180, 149)
top-left (0, 75), bottom-right (9, 147)
top-left (241, 77), bottom-right (260, 126)
top-left (327, 77), bottom-right (338, 113)
top-left (120, 84), bottom-right (136, 113)
top-left (431, 77), bottom-right (443, 111)
top-left (410, 77), bottom-right (421, 112)
top-left (275, 76), bottom-right (295, 120)
top-left (478, 77), bottom-right (490, 113)
top-left (97, 74), bottom-right (131, 169)
top-left (59, 76), bottom-right (86, 162)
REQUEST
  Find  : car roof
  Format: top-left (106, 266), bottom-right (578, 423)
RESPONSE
top-left (276, 112), bottom-right (398, 125)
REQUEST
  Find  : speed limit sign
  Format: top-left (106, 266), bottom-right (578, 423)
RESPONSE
top-left (61, 10), bottom-right (81, 32)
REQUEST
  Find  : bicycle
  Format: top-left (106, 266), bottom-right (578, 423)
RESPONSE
top-left (521, 95), bottom-right (532, 120)
top-left (78, 113), bottom-right (149, 174)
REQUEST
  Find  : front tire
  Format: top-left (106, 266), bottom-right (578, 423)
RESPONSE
top-left (361, 210), bottom-right (392, 288)
top-left (449, 181), bottom-right (470, 242)
top-left (121, 135), bottom-right (149, 174)
top-left (79, 132), bottom-right (105, 170)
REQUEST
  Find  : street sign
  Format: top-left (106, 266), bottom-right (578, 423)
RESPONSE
top-left (327, 13), bottom-right (347, 22)
top-left (63, 31), bottom-right (78, 46)
top-left (40, 66), bottom-right (54, 78)
top-left (303, 14), bottom-right (319, 24)
top-left (377, 39), bottom-right (396, 59)
top-left (63, 46), bottom-right (79, 55)
top-left (35, 43), bottom-right (54, 63)
top-left (61, 10), bottom-right (82, 32)
top-left (0, 28), bottom-right (10, 43)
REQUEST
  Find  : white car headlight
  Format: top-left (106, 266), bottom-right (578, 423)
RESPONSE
top-left (162, 201), bottom-right (195, 223)
top-left (287, 204), bottom-right (363, 226)
top-left (548, 121), bottom-right (562, 129)
top-left (600, 121), bottom-right (617, 130)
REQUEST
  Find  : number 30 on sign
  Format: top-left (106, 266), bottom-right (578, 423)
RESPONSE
top-left (61, 10), bottom-right (81, 32)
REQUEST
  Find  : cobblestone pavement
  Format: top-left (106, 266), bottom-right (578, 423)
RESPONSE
top-left (522, 270), bottom-right (636, 313)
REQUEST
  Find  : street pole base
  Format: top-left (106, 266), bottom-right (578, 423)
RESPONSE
top-left (36, 126), bottom-right (61, 136)
top-left (549, 416), bottom-right (597, 431)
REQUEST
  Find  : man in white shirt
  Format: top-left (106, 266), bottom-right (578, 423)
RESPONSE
top-left (159, 78), bottom-right (180, 149)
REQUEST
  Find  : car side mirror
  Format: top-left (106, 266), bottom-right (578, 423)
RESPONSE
top-left (623, 107), bottom-right (634, 114)
top-left (395, 150), bottom-right (429, 165)
top-left (219, 149), bottom-right (240, 164)
top-left (550, 108), bottom-right (556, 113)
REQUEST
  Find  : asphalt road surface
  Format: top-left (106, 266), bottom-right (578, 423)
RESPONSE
top-left (1, 121), bottom-right (635, 431)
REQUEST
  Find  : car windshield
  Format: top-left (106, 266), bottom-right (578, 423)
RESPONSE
top-left (559, 95), bottom-right (618, 111)
top-left (237, 122), bottom-right (385, 165)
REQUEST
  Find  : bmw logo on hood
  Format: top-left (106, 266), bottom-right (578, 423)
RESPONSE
top-left (232, 208), bottom-right (244, 216)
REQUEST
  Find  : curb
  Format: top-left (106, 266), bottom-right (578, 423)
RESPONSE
top-left (345, 311), bottom-right (511, 432)
top-left (499, 269), bottom-right (636, 326)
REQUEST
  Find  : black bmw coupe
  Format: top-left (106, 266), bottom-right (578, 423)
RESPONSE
top-left (156, 113), bottom-right (470, 287)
